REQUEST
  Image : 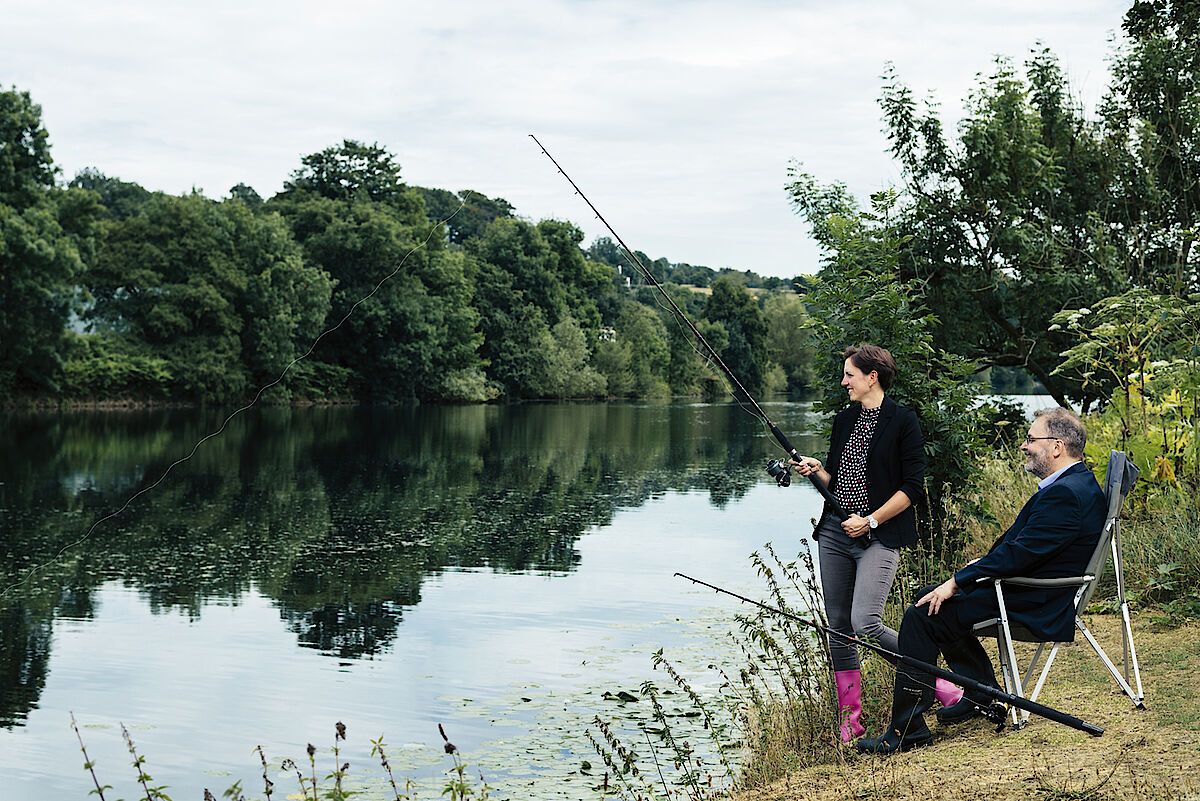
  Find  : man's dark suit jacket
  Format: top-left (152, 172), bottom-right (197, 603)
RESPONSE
top-left (821, 395), bottom-right (926, 548)
top-left (952, 462), bottom-right (1107, 643)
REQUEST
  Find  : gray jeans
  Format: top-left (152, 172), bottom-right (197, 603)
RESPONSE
top-left (816, 516), bottom-right (901, 671)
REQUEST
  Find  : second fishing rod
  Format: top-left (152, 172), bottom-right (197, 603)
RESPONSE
top-left (529, 134), bottom-right (849, 522)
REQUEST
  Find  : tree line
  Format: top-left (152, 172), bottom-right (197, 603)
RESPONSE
top-left (0, 114), bottom-right (809, 405)
top-left (3, 0), bottom-right (1198, 451)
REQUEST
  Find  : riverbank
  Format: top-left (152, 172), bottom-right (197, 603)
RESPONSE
top-left (741, 611), bottom-right (1200, 801)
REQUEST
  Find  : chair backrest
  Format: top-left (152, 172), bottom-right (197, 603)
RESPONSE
top-left (1077, 451), bottom-right (1139, 610)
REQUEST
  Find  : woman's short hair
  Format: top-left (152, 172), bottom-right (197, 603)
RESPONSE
top-left (1033, 407), bottom-right (1087, 459)
top-left (843, 344), bottom-right (898, 390)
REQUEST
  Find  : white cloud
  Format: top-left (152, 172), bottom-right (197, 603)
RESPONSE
top-left (2, 0), bottom-right (1130, 277)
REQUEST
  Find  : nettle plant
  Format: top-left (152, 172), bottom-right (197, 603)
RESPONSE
top-left (1052, 289), bottom-right (1200, 490)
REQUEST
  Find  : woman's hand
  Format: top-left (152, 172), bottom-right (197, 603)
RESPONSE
top-left (789, 456), bottom-right (822, 476)
top-left (841, 513), bottom-right (871, 538)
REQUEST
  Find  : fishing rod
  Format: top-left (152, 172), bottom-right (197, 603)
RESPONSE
top-left (529, 134), bottom-right (848, 521)
top-left (675, 572), bottom-right (1104, 738)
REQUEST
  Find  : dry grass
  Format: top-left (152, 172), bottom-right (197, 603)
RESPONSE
top-left (738, 612), bottom-right (1200, 801)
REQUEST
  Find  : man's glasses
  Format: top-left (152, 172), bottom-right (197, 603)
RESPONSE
top-left (1023, 435), bottom-right (1060, 444)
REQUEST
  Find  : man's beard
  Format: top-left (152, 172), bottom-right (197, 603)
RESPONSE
top-left (1024, 451), bottom-right (1053, 479)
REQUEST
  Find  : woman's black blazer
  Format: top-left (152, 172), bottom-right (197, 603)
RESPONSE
top-left (820, 395), bottom-right (926, 548)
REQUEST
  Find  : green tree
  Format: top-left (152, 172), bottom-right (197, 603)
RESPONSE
top-left (282, 139), bottom-right (415, 207)
top-left (468, 218), bottom-right (612, 397)
top-left (69, 168), bottom-right (152, 220)
top-left (527, 316), bottom-right (607, 398)
top-left (1105, 0), bottom-right (1200, 294)
top-left (0, 87), bottom-right (98, 396)
top-left (761, 292), bottom-right (817, 393)
top-left (270, 144), bottom-right (487, 401)
top-left (228, 182), bottom-right (264, 209)
top-left (415, 187), bottom-right (515, 244)
top-left (0, 87), bottom-right (53, 208)
top-left (469, 219), bottom-right (557, 396)
top-left (593, 336), bottom-right (635, 397)
top-left (83, 192), bottom-right (335, 402)
top-left (619, 302), bottom-right (670, 398)
top-left (702, 277), bottom-right (768, 396)
top-left (872, 54), bottom-right (1125, 408)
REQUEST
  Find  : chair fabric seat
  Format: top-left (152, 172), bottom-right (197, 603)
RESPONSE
top-left (973, 618), bottom-right (1075, 643)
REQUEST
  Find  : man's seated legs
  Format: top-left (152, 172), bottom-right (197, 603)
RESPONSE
top-left (859, 586), bottom-right (1000, 754)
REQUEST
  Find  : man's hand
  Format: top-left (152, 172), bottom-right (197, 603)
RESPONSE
top-left (916, 577), bottom-right (959, 616)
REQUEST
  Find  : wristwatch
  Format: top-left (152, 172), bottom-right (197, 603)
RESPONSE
top-left (867, 514), bottom-right (879, 530)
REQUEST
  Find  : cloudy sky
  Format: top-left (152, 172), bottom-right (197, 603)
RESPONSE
top-left (3, 0), bottom-right (1132, 278)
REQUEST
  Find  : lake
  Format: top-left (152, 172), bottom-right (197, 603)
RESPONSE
top-left (0, 400), bottom-right (839, 800)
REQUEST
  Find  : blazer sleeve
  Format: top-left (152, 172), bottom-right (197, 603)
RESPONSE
top-left (895, 407), bottom-right (926, 505)
top-left (954, 480), bottom-right (1082, 586)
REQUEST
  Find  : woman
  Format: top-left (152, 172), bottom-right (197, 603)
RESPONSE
top-left (791, 344), bottom-right (959, 743)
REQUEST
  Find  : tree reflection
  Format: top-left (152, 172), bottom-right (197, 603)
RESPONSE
top-left (0, 402), bottom-right (820, 725)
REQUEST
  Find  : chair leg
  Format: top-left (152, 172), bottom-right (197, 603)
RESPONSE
top-left (1111, 517), bottom-right (1145, 707)
top-left (1077, 616), bottom-right (1143, 707)
top-left (1118, 600), bottom-right (1145, 708)
top-left (994, 583), bottom-right (1026, 729)
top-left (1021, 642), bottom-right (1062, 727)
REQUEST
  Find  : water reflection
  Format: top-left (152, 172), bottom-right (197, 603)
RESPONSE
top-left (0, 402), bottom-right (823, 729)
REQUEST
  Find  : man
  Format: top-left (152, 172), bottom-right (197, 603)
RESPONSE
top-left (857, 407), bottom-right (1107, 755)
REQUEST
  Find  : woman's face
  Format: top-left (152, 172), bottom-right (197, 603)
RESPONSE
top-left (841, 358), bottom-right (875, 401)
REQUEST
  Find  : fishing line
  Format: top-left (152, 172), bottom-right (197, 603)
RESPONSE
top-left (530, 134), bottom-right (848, 518)
top-left (0, 197), bottom-right (468, 602)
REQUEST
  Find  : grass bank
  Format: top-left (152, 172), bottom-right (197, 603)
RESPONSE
top-left (735, 447), bottom-right (1200, 801)
top-left (739, 611), bottom-right (1200, 801)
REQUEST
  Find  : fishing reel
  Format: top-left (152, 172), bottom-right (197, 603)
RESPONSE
top-left (981, 702), bottom-right (1009, 732)
top-left (765, 458), bottom-right (791, 487)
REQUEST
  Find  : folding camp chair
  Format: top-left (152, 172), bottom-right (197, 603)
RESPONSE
top-left (971, 450), bottom-right (1145, 729)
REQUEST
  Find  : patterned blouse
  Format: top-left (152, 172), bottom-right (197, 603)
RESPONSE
top-left (835, 405), bottom-right (880, 516)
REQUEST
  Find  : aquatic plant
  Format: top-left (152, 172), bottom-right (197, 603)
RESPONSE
top-left (72, 720), bottom-right (493, 801)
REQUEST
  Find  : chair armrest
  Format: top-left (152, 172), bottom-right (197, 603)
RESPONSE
top-left (977, 575), bottom-right (1092, 588)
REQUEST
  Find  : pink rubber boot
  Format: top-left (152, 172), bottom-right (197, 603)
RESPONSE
top-left (834, 669), bottom-right (866, 742)
top-left (935, 677), bottom-right (964, 708)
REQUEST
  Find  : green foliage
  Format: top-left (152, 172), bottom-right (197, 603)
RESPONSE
top-left (1054, 289), bottom-right (1200, 494)
top-left (785, 182), bottom-right (984, 545)
top-left (0, 87), bottom-right (99, 397)
top-left (61, 332), bottom-right (172, 398)
top-left (702, 277), bottom-right (768, 396)
top-left (585, 235), bottom-right (782, 291)
top-left (761, 292), bottom-right (817, 393)
top-left (415, 187), bottom-right (514, 245)
top-left (876, 54), bottom-right (1128, 408)
top-left (70, 168), bottom-right (153, 220)
top-left (1107, 0), bottom-right (1200, 294)
top-left (593, 337), bottom-right (635, 398)
top-left (0, 86), bottom-right (54, 208)
top-left (619, 302), bottom-right (671, 399)
top-left (270, 178), bottom-right (481, 402)
top-left (283, 139), bottom-right (415, 209)
top-left (527, 316), bottom-right (606, 398)
top-left (467, 218), bottom-right (615, 398)
top-left (972, 396), bottom-right (1030, 449)
top-left (82, 192), bottom-right (336, 402)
